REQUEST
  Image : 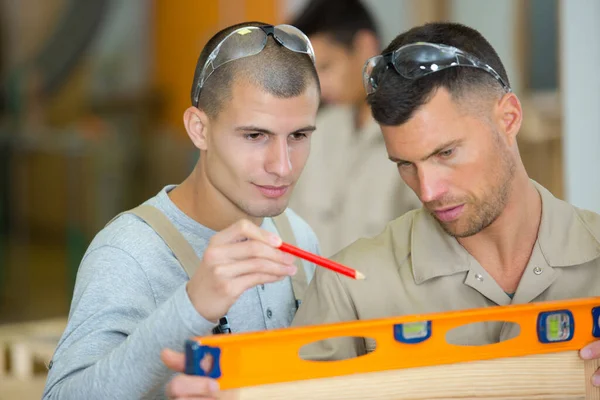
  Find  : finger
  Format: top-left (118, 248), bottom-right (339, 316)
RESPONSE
top-left (580, 340), bottom-right (600, 359)
top-left (169, 397), bottom-right (217, 400)
top-left (161, 348), bottom-right (186, 373)
top-left (216, 259), bottom-right (297, 280)
top-left (166, 374), bottom-right (220, 398)
top-left (209, 219), bottom-right (281, 247)
top-left (230, 271), bottom-right (293, 295)
top-left (168, 396), bottom-right (218, 400)
top-left (592, 369), bottom-right (600, 387)
top-left (206, 240), bottom-right (295, 265)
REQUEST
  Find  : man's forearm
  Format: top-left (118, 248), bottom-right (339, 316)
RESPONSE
top-left (43, 285), bottom-right (214, 400)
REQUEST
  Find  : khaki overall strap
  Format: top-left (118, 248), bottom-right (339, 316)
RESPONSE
top-left (106, 204), bottom-right (200, 277)
top-left (272, 212), bottom-right (308, 305)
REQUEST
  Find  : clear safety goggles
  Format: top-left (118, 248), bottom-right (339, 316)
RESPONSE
top-left (192, 24), bottom-right (316, 106)
top-left (363, 42), bottom-right (511, 95)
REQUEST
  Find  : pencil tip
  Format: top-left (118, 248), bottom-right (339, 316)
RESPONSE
top-left (355, 271), bottom-right (366, 280)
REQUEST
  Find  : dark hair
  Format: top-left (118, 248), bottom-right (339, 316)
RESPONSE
top-left (367, 22), bottom-right (510, 126)
top-left (191, 21), bottom-right (320, 117)
top-left (290, 0), bottom-right (379, 48)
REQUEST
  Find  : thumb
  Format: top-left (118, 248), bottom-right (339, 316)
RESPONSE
top-left (581, 340), bottom-right (600, 360)
top-left (161, 348), bottom-right (186, 373)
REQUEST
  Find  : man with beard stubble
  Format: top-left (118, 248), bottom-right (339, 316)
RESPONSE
top-left (292, 22), bottom-right (600, 387)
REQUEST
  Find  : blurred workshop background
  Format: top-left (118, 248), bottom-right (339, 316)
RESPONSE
top-left (0, 0), bottom-right (599, 397)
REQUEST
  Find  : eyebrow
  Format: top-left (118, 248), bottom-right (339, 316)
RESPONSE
top-left (234, 125), bottom-right (317, 135)
top-left (388, 139), bottom-right (463, 164)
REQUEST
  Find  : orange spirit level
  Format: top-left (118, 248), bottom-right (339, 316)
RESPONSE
top-left (185, 297), bottom-right (600, 392)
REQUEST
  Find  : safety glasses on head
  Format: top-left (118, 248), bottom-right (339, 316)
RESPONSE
top-left (192, 24), bottom-right (316, 106)
top-left (362, 42), bottom-right (511, 95)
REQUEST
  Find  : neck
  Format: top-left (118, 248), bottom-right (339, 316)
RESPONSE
top-left (457, 171), bottom-right (542, 289)
top-left (168, 163), bottom-right (263, 232)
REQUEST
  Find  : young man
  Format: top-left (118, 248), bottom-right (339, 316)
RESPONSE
top-left (42, 21), bottom-right (321, 399)
top-left (292, 21), bottom-right (600, 384)
top-left (288, 0), bottom-right (420, 257)
top-left (165, 21), bottom-right (600, 399)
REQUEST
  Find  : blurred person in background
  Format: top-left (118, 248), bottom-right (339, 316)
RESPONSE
top-left (289, 0), bottom-right (421, 257)
top-left (42, 21), bottom-right (321, 399)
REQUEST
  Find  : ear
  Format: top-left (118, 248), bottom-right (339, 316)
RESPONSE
top-left (183, 106), bottom-right (210, 150)
top-left (352, 29), bottom-right (380, 61)
top-left (495, 92), bottom-right (523, 147)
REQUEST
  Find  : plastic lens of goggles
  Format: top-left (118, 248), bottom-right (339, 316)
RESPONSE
top-left (199, 27), bottom-right (267, 89)
top-left (362, 55), bottom-right (385, 94)
top-left (273, 24), bottom-right (315, 61)
top-left (392, 43), bottom-right (469, 78)
top-left (195, 24), bottom-right (315, 104)
top-left (363, 43), bottom-right (510, 95)
top-left (212, 28), bottom-right (267, 70)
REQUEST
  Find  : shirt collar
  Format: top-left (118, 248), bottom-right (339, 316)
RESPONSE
top-left (533, 180), bottom-right (600, 267)
top-left (408, 180), bottom-right (600, 284)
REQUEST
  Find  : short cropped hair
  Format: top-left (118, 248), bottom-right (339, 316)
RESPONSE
top-left (290, 0), bottom-right (379, 48)
top-left (367, 22), bottom-right (510, 126)
top-left (191, 21), bottom-right (320, 118)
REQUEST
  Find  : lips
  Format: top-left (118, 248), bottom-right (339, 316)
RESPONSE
top-left (255, 184), bottom-right (289, 199)
top-left (432, 204), bottom-right (464, 222)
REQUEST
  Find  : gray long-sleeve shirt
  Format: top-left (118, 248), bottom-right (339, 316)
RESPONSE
top-left (42, 185), bottom-right (319, 399)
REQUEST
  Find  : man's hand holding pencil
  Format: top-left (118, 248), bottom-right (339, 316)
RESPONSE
top-left (163, 218), bottom-right (363, 399)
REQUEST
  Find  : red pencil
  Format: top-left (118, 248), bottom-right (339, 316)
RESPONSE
top-left (278, 242), bottom-right (366, 280)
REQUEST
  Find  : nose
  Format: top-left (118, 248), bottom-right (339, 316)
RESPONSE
top-left (265, 137), bottom-right (292, 178)
top-left (416, 165), bottom-right (447, 203)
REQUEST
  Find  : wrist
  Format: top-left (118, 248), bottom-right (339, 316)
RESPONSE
top-left (186, 281), bottom-right (219, 324)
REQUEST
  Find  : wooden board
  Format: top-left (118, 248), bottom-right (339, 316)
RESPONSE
top-left (218, 351), bottom-right (598, 400)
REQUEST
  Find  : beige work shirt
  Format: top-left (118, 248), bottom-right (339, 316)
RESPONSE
top-left (292, 181), bottom-right (600, 361)
top-left (290, 104), bottom-right (420, 258)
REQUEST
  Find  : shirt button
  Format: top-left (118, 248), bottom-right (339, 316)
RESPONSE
top-left (533, 266), bottom-right (543, 275)
top-left (266, 308), bottom-right (273, 319)
top-left (475, 273), bottom-right (484, 281)
top-left (260, 284), bottom-right (265, 290)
